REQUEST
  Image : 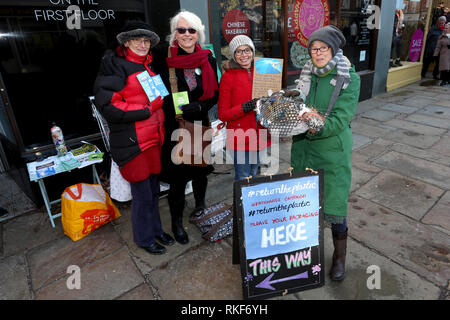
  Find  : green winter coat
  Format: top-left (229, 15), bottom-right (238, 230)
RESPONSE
top-left (291, 64), bottom-right (360, 223)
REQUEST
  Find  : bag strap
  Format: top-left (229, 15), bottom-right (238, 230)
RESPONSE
top-left (195, 204), bottom-right (232, 225)
top-left (324, 76), bottom-right (344, 118)
top-left (64, 183), bottom-right (83, 200)
top-left (202, 212), bottom-right (233, 241)
top-left (168, 47), bottom-right (178, 94)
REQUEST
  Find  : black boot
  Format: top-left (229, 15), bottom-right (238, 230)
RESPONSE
top-left (190, 200), bottom-right (206, 218)
top-left (330, 229), bottom-right (347, 281)
top-left (172, 217), bottom-right (189, 245)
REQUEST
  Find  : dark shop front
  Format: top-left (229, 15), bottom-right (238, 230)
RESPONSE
top-left (0, 0), bottom-right (380, 205)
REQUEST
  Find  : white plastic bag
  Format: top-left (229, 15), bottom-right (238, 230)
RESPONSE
top-left (109, 160), bottom-right (132, 202)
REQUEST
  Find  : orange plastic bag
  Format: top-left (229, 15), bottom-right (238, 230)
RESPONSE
top-left (61, 183), bottom-right (121, 241)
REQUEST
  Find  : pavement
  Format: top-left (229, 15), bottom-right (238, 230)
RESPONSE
top-left (0, 80), bottom-right (449, 301)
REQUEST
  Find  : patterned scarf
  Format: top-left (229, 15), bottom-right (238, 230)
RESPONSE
top-left (295, 49), bottom-right (351, 100)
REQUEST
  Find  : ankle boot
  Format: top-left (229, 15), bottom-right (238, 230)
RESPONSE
top-left (330, 229), bottom-right (347, 281)
top-left (172, 217), bottom-right (189, 245)
top-left (190, 200), bottom-right (206, 218)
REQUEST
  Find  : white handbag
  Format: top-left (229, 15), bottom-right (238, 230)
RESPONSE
top-left (109, 160), bottom-right (132, 202)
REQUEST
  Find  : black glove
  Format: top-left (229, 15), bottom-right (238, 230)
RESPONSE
top-left (283, 90), bottom-right (301, 98)
top-left (182, 102), bottom-right (201, 114)
top-left (242, 98), bottom-right (258, 113)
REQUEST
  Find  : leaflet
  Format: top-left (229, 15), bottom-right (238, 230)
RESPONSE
top-left (136, 72), bottom-right (169, 102)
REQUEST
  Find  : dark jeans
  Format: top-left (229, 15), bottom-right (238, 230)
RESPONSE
top-left (233, 150), bottom-right (260, 181)
top-left (331, 218), bottom-right (347, 234)
top-left (130, 175), bottom-right (163, 247)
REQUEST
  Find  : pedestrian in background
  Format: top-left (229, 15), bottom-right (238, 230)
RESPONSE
top-left (422, 16), bottom-right (447, 79)
top-left (218, 35), bottom-right (270, 181)
top-left (433, 23), bottom-right (450, 86)
top-left (94, 21), bottom-right (174, 255)
top-left (288, 25), bottom-right (361, 281)
top-left (152, 11), bottom-right (219, 245)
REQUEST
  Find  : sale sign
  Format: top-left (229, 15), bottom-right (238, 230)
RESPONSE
top-left (292, 0), bottom-right (331, 48)
top-left (409, 28), bottom-right (424, 62)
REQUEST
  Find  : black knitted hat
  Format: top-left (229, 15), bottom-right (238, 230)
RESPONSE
top-left (116, 20), bottom-right (160, 47)
top-left (307, 25), bottom-right (346, 57)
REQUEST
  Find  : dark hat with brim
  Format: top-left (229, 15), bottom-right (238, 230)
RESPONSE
top-left (117, 20), bottom-right (160, 47)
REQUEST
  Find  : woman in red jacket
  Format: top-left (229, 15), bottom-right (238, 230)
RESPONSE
top-left (218, 35), bottom-right (270, 181)
top-left (94, 21), bottom-right (174, 255)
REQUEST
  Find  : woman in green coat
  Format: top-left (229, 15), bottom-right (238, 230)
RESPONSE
top-left (285, 25), bottom-right (360, 281)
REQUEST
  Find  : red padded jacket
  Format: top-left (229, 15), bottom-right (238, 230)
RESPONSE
top-left (94, 48), bottom-right (165, 167)
top-left (218, 63), bottom-right (270, 151)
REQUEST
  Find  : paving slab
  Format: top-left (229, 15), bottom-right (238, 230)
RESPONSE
top-left (0, 254), bottom-right (31, 299)
top-left (35, 248), bottom-right (143, 300)
top-left (372, 151), bottom-right (450, 189)
top-left (351, 152), bottom-right (383, 174)
top-left (434, 99), bottom-right (450, 107)
top-left (355, 138), bottom-right (392, 159)
top-left (147, 241), bottom-right (243, 300)
top-left (351, 121), bottom-right (396, 139)
top-left (422, 191), bottom-right (450, 233)
top-left (383, 129), bottom-right (441, 149)
top-left (295, 228), bottom-right (441, 300)
top-left (355, 170), bottom-right (443, 221)
top-left (389, 143), bottom-right (450, 167)
top-left (27, 223), bottom-right (124, 290)
top-left (380, 103), bottom-right (419, 114)
top-left (398, 96), bottom-right (439, 108)
top-left (405, 113), bottom-right (450, 129)
top-left (113, 202), bottom-right (204, 271)
top-left (352, 133), bottom-right (373, 150)
top-left (347, 196), bottom-right (450, 287)
top-left (117, 283), bottom-right (156, 300)
top-left (360, 109), bottom-right (399, 122)
top-left (384, 119), bottom-right (447, 136)
top-left (2, 211), bottom-right (64, 257)
top-left (429, 136), bottom-right (450, 157)
top-left (419, 105), bottom-right (450, 119)
top-left (350, 167), bottom-right (377, 193)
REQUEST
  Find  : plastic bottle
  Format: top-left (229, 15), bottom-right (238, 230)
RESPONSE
top-left (51, 122), bottom-right (68, 156)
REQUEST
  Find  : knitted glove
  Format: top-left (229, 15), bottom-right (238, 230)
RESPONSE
top-left (283, 89), bottom-right (301, 98)
top-left (242, 98), bottom-right (258, 113)
top-left (148, 96), bottom-right (163, 113)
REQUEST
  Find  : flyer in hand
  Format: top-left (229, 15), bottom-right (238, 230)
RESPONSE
top-left (136, 72), bottom-right (169, 102)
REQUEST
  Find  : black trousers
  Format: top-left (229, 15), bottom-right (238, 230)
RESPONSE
top-left (440, 70), bottom-right (450, 83)
top-left (421, 55), bottom-right (440, 78)
top-left (168, 173), bottom-right (208, 220)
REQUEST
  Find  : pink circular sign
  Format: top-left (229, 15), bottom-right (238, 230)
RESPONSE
top-left (409, 29), bottom-right (424, 62)
top-left (292, 0), bottom-right (330, 48)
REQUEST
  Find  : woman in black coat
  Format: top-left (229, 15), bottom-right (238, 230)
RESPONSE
top-left (152, 10), bottom-right (219, 244)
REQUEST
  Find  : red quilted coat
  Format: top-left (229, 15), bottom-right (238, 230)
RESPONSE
top-left (94, 48), bottom-right (165, 168)
top-left (218, 62), bottom-right (270, 151)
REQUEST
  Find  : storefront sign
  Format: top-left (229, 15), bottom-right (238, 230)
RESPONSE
top-left (409, 28), bottom-right (424, 62)
top-left (34, 0), bottom-right (116, 29)
top-left (234, 170), bottom-right (325, 300)
top-left (292, 0), bottom-right (330, 48)
top-left (222, 9), bottom-right (250, 43)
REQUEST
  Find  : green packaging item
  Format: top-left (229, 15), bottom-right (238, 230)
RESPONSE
top-left (172, 91), bottom-right (189, 115)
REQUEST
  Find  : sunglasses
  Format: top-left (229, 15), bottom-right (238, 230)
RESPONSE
top-left (176, 27), bottom-right (197, 34)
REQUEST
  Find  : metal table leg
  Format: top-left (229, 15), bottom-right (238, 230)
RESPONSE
top-left (37, 179), bottom-right (61, 228)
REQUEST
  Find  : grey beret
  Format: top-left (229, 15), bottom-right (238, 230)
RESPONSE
top-left (229, 35), bottom-right (255, 61)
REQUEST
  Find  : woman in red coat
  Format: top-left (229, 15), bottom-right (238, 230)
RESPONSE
top-left (94, 21), bottom-right (174, 255)
top-left (218, 35), bottom-right (270, 181)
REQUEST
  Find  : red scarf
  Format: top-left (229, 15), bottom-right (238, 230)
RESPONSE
top-left (166, 41), bottom-right (218, 101)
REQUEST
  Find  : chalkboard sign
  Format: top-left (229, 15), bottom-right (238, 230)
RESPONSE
top-left (233, 170), bottom-right (325, 300)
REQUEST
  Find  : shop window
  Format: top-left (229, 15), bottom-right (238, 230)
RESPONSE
top-left (389, 0), bottom-right (429, 68)
top-left (216, 0), bottom-right (283, 71)
top-left (0, 1), bottom-right (176, 152)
